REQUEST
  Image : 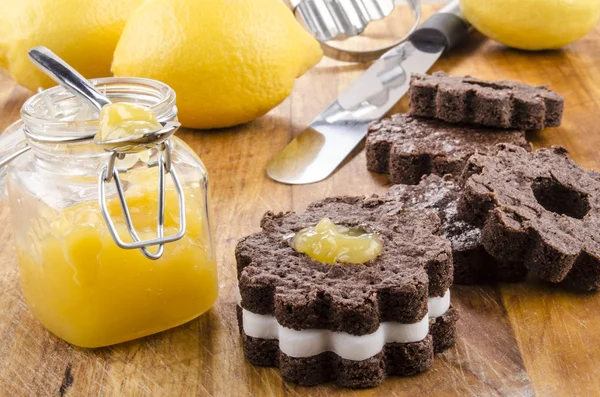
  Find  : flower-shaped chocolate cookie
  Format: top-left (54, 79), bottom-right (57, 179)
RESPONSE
top-left (366, 114), bottom-right (530, 185)
top-left (409, 72), bottom-right (564, 131)
top-left (235, 196), bottom-right (458, 388)
top-left (389, 174), bottom-right (527, 284)
top-left (460, 144), bottom-right (600, 291)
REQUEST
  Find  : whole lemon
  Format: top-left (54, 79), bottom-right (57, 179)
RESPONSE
top-left (0, 0), bottom-right (144, 90)
top-left (460, 0), bottom-right (600, 50)
top-left (112, 0), bottom-right (323, 129)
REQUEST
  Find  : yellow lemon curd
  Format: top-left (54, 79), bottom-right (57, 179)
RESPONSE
top-left (291, 218), bottom-right (383, 264)
top-left (14, 167), bottom-right (218, 348)
top-left (96, 102), bottom-right (162, 142)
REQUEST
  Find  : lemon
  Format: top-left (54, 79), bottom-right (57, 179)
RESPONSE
top-left (460, 0), bottom-right (600, 50)
top-left (0, 0), bottom-right (144, 91)
top-left (112, 0), bottom-right (323, 129)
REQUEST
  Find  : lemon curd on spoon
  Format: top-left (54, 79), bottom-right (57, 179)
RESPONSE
top-left (96, 102), bottom-right (163, 141)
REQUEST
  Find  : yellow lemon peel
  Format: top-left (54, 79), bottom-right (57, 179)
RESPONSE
top-left (112, 0), bottom-right (323, 129)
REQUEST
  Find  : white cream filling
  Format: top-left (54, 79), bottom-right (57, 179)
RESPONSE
top-left (428, 289), bottom-right (451, 318)
top-left (239, 289), bottom-right (451, 361)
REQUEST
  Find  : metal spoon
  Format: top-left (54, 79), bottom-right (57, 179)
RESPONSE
top-left (28, 46), bottom-right (111, 112)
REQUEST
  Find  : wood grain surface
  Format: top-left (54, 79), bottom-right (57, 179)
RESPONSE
top-left (1, 4), bottom-right (600, 397)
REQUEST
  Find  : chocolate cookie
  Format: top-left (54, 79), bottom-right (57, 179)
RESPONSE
top-left (366, 114), bottom-right (530, 185)
top-left (409, 72), bottom-right (564, 130)
top-left (236, 196), bottom-right (458, 388)
top-left (388, 174), bottom-right (527, 284)
top-left (460, 144), bottom-right (600, 291)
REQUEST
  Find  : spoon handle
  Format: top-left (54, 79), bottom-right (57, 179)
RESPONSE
top-left (28, 46), bottom-right (111, 112)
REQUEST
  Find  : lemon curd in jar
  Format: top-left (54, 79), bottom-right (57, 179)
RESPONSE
top-left (291, 218), bottom-right (383, 264)
top-left (10, 165), bottom-right (218, 348)
top-left (2, 77), bottom-right (218, 348)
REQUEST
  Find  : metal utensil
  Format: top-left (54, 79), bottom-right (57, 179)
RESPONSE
top-left (3, 46), bottom-right (186, 260)
top-left (29, 47), bottom-right (111, 112)
top-left (290, 0), bottom-right (422, 62)
top-left (94, 122), bottom-right (180, 153)
top-left (267, 0), bottom-right (469, 185)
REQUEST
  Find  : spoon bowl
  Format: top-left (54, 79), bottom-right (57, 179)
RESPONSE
top-left (93, 121), bottom-right (181, 154)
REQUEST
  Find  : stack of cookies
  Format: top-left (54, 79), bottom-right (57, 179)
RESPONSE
top-left (365, 72), bottom-right (600, 291)
top-left (234, 72), bottom-right (600, 389)
top-left (366, 71), bottom-right (563, 185)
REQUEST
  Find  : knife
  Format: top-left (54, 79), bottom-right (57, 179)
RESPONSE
top-left (266, 0), bottom-right (470, 184)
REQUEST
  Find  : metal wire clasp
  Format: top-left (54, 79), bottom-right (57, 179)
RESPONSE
top-left (98, 140), bottom-right (186, 260)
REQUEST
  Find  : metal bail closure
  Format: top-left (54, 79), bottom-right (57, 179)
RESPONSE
top-left (96, 122), bottom-right (186, 260)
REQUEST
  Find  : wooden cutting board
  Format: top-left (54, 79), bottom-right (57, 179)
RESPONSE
top-left (1, 5), bottom-right (600, 397)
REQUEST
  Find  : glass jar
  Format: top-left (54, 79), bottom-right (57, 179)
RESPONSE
top-left (0, 77), bottom-right (218, 348)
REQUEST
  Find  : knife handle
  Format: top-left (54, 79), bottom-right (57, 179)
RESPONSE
top-left (410, 0), bottom-right (470, 51)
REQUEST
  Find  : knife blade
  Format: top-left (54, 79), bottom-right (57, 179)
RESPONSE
top-left (266, 0), bottom-right (470, 185)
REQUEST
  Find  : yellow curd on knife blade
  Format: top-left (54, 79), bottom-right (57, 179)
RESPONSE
top-left (13, 169), bottom-right (218, 348)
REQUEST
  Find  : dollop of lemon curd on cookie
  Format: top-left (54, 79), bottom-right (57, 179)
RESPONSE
top-left (96, 102), bottom-right (162, 141)
top-left (291, 218), bottom-right (383, 264)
